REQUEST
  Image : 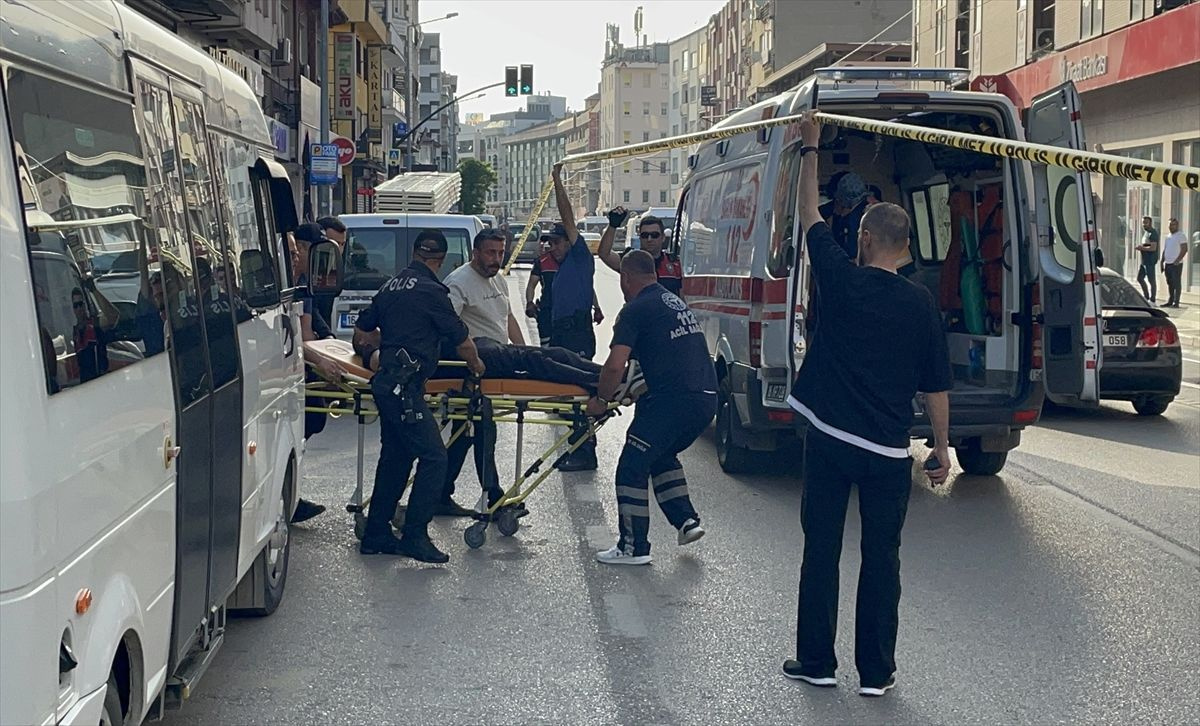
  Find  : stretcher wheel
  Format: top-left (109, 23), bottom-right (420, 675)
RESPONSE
top-left (353, 513), bottom-right (366, 541)
top-left (464, 522), bottom-right (487, 549)
top-left (496, 509), bottom-right (520, 537)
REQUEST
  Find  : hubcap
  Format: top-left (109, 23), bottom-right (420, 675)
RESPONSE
top-left (265, 500), bottom-right (288, 586)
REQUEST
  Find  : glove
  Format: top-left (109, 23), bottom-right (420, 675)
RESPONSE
top-left (525, 300), bottom-right (538, 318)
top-left (607, 207), bottom-right (629, 228)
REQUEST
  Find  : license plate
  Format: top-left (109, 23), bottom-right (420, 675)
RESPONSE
top-left (765, 383), bottom-right (787, 402)
top-left (339, 311), bottom-right (358, 329)
top-left (1103, 334), bottom-right (1128, 347)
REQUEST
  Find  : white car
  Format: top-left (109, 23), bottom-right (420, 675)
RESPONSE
top-left (333, 213), bottom-right (483, 339)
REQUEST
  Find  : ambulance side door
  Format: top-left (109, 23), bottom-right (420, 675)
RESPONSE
top-left (1026, 81), bottom-right (1103, 404)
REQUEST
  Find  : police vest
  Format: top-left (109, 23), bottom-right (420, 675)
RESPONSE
top-left (656, 253), bottom-right (683, 296)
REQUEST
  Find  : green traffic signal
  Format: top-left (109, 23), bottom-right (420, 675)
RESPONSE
top-left (505, 66), bottom-right (519, 97)
top-left (520, 65), bottom-right (533, 95)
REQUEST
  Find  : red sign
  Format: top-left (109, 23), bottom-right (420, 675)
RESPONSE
top-left (355, 187), bottom-right (376, 196)
top-left (332, 137), bottom-right (356, 166)
top-left (974, 3), bottom-right (1200, 108)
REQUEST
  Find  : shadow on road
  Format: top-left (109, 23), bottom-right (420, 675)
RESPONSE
top-left (1037, 402), bottom-right (1197, 455)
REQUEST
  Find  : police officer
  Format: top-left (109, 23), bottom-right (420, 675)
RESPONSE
top-left (586, 250), bottom-right (717, 565)
top-left (596, 208), bottom-right (684, 296)
top-left (354, 229), bottom-right (486, 563)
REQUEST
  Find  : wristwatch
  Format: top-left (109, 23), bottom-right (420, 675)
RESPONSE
top-left (800, 146), bottom-right (819, 156)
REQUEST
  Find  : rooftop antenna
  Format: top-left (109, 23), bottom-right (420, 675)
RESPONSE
top-left (634, 6), bottom-right (643, 46)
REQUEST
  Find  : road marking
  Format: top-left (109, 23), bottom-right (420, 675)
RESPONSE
top-left (1183, 356), bottom-right (1200, 364)
top-left (1181, 381), bottom-right (1200, 390)
top-left (603, 593), bottom-right (648, 638)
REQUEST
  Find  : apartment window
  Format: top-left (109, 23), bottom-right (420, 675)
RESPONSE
top-left (661, 102), bottom-right (668, 116)
top-left (673, 59), bottom-right (679, 76)
top-left (671, 157), bottom-right (679, 174)
top-left (672, 91), bottom-right (679, 109)
top-left (643, 72), bottom-right (651, 88)
top-left (623, 130), bottom-right (631, 144)
top-left (624, 190), bottom-right (631, 202)
top-left (662, 73), bottom-right (669, 89)
top-left (682, 85), bottom-right (690, 104)
top-left (660, 161), bottom-right (667, 174)
top-left (672, 124), bottom-right (679, 136)
top-left (1081, 0), bottom-right (1104, 38)
top-left (643, 101), bottom-right (651, 116)
top-left (642, 190), bottom-right (650, 204)
top-left (643, 161), bottom-right (650, 174)
top-left (643, 131), bottom-right (650, 142)
top-left (623, 101), bottom-right (631, 116)
top-left (660, 190), bottom-right (668, 204)
top-left (1130, 0), bottom-right (1147, 21)
top-left (623, 71), bottom-right (631, 87)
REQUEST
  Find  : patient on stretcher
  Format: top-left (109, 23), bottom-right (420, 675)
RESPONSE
top-left (353, 329), bottom-right (602, 392)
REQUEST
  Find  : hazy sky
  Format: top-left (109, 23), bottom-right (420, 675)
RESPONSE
top-left (421, 0), bottom-right (726, 120)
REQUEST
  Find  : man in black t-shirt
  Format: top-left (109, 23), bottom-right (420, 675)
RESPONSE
top-left (585, 250), bottom-right (717, 566)
top-left (781, 113), bottom-right (952, 697)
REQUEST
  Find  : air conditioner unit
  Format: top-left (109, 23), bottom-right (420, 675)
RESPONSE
top-left (271, 37), bottom-right (292, 66)
top-left (1033, 27), bottom-right (1054, 53)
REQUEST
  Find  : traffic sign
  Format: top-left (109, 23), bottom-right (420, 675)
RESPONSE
top-left (309, 143), bottom-right (339, 186)
top-left (388, 149), bottom-right (401, 165)
top-left (332, 137), bottom-right (356, 165)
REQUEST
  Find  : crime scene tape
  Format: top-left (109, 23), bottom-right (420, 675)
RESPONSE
top-left (502, 108), bottom-right (1200, 274)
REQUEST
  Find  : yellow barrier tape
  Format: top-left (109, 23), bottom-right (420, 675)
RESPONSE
top-left (500, 106), bottom-right (1199, 275)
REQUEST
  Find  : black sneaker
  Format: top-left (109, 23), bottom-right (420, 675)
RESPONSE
top-left (359, 534), bottom-right (406, 556)
top-left (290, 498), bottom-right (326, 523)
top-left (858, 674), bottom-right (897, 697)
top-left (781, 660), bottom-right (837, 687)
top-left (397, 536), bottom-right (450, 564)
top-left (558, 452), bottom-right (598, 472)
top-left (433, 499), bottom-right (477, 518)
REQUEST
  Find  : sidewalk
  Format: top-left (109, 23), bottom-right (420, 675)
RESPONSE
top-left (1164, 290), bottom-right (1200, 353)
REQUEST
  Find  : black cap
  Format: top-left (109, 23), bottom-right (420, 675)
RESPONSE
top-left (294, 222), bottom-right (325, 244)
top-left (414, 229), bottom-right (448, 254)
top-left (545, 222), bottom-right (569, 239)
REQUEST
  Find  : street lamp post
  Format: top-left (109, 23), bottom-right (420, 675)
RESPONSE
top-left (404, 12), bottom-right (458, 171)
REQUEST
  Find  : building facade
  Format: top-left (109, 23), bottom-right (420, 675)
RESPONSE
top-left (914, 0), bottom-right (1200, 291)
top-left (599, 42), bottom-right (672, 213)
top-left (669, 27), bottom-right (706, 198)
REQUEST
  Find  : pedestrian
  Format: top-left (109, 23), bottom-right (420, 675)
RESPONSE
top-left (353, 229), bottom-right (486, 563)
top-left (525, 239), bottom-right (559, 347)
top-left (548, 162), bottom-right (599, 471)
top-left (585, 249), bottom-right (715, 565)
top-left (596, 206), bottom-right (684, 296)
top-left (1161, 218), bottom-right (1188, 308)
top-left (781, 112), bottom-right (952, 697)
top-left (440, 228), bottom-right (529, 517)
top-left (1136, 215), bottom-right (1160, 304)
top-left (313, 215), bottom-right (346, 324)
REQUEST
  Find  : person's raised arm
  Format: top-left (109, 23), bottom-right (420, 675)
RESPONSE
top-left (796, 111), bottom-right (852, 281)
top-left (597, 206), bottom-right (627, 272)
top-left (552, 163), bottom-right (579, 242)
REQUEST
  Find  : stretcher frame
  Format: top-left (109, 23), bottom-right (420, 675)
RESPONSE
top-left (304, 360), bottom-right (617, 548)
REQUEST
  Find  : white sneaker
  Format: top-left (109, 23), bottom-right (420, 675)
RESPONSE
top-left (677, 519), bottom-right (705, 546)
top-left (858, 674), bottom-right (896, 697)
top-left (595, 545), bottom-right (652, 566)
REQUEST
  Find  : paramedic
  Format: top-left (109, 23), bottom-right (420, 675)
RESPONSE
top-left (596, 207), bottom-right (684, 296)
top-left (549, 163), bottom-right (599, 471)
top-left (782, 112), bottom-right (951, 697)
top-left (440, 228), bottom-right (527, 517)
top-left (585, 249), bottom-right (715, 566)
top-left (354, 229), bottom-right (486, 563)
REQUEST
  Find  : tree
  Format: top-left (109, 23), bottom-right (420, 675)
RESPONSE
top-left (458, 159), bottom-right (497, 215)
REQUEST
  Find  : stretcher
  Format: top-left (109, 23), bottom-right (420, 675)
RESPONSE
top-left (303, 339), bottom-right (620, 549)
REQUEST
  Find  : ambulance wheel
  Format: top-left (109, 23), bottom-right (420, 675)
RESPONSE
top-left (954, 438), bottom-right (1008, 477)
top-left (465, 522), bottom-right (487, 549)
top-left (496, 509), bottom-right (520, 537)
top-left (353, 513), bottom-right (366, 541)
top-left (716, 385), bottom-right (753, 474)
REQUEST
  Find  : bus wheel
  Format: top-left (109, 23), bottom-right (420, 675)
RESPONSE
top-left (716, 384), bottom-right (753, 474)
top-left (100, 674), bottom-right (124, 726)
top-left (954, 438), bottom-right (1008, 477)
top-left (235, 468), bottom-right (292, 617)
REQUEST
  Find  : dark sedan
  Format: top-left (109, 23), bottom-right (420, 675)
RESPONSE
top-left (1097, 268), bottom-right (1182, 415)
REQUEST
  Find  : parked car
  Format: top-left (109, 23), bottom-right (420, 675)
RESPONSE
top-left (1096, 267), bottom-right (1182, 415)
top-left (508, 222), bottom-right (542, 265)
top-left (581, 231), bottom-right (602, 254)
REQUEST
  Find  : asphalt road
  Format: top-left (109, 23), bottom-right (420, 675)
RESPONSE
top-left (164, 268), bottom-right (1200, 726)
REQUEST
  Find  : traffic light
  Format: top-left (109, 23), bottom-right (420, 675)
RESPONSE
top-left (505, 66), bottom-right (518, 97)
top-left (520, 64), bottom-right (533, 95)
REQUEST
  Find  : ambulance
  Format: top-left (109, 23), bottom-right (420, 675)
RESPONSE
top-left (677, 68), bottom-right (1102, 476)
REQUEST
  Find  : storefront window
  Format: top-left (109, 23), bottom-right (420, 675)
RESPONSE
top-left (1099, 143), bottom-right (1162, 278)
top-left (1172, 139), bottom-right (1200, 292)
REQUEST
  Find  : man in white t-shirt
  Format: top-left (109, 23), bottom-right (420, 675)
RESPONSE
top-left (439, 228), bottom-right (527, 517)
top-left (1160, 217), bottom-right (1189, 308)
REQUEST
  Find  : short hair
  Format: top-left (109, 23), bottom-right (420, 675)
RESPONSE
top-left (473, 228), bottom-right (507, 249)
top-left (1143, 216), bottom-right (1153, 222)
top-left (638, 215), bottom-right (664, 232)
top-left (1169, 217), bottom-right (1179, 224)
top-left (317, 216), bottom-right (346, 234)
top-left (860, 202), bottom-right (910, 250)
top-left (294, 222), bottom-right (324, 244)
top-left (621, 249), bottom-right (657, 277)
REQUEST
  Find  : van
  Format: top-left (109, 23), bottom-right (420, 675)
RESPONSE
top-left (332, 213), bottom-right (482, 338)
top-left (677, 68), bottom-right (1102, 476)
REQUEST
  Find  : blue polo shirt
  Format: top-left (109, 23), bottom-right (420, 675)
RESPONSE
top-left (550, 234), bottom-right (594, 321)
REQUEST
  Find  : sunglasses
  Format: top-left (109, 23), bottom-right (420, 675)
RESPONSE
top-left (639, 231), bottom-right (662, 240)
top-left (72, 300), bottom-right (86, 309)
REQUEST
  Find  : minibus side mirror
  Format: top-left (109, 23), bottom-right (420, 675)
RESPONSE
top-left (308, 240), bottom-right (343, 296)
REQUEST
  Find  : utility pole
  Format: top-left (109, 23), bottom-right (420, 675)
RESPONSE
top-left (317, 0), bottom-right (330, 216)
top-left (404, 21), bottom-right (414, 171)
